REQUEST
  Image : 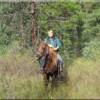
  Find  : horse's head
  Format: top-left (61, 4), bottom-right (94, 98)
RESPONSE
top-left (36, 41), bottom-right (48, 58)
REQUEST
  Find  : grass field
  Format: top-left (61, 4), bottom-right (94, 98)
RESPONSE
top-left (0, 52), bottom-right (100, 99)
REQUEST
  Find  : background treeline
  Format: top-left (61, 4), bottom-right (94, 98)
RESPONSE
top-left (0, 1), bottom-right (100, 60)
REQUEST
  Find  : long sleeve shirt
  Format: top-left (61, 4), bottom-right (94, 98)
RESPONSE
top-left (44, 36), bottom-right (62, 49)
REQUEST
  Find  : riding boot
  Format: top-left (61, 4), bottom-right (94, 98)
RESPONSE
top-left (39, 56), bottom-right (46, 73)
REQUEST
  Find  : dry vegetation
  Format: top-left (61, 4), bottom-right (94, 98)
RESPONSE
top-left (0, 52), bottom-right (100, 99)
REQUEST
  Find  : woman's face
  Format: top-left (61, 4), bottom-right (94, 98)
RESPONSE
top-left (48, 30), bottom-right (54, 37)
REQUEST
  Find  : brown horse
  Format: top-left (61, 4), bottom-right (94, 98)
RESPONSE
top-left (36, 41), bottom-right (59, 87)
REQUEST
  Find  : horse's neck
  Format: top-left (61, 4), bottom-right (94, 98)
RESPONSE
top-left (44, 46), bottom-right (57, 72)
top-left (49, 47), bottom-right (56, 55)
top-left (48, 48), bottom-right (54, 57)
top-left (47, 47), bottom-right (57, 64)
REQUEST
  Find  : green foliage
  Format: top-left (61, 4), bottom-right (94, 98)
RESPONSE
top-left (0, 45), bottom-right (8, 55)
top-left (0, 3), bottom-right (32, 48)
top-left (81, 3), bottom-right (100, 60)
top-left (82, 3), bottom-right (100, 43)
top-left (0, 2), bottom-right (100, 58)
top-left (83, 38), bottom-right (100, 60)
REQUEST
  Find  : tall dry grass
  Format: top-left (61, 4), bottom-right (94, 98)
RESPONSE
top-left (0, 52), bottom-right (100, 99)
top-left (0, 53), bottom-right (69, 99)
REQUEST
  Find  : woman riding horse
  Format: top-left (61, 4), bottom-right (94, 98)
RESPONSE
top-left (37, 41), bottom-right (59, 87)
top-left (36, 30), bottom-right (63, 87)
top-left (38, 30), bottom-right (63, 73)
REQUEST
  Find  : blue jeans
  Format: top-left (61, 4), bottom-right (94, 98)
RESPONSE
top-left (57, 54), bottom-right (63, 71)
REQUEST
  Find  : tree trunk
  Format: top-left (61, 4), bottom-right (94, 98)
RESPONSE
top-left (31, 2), bottom-right (37, 45)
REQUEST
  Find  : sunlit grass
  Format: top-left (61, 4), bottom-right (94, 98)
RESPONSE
top-left (68, 58), bottom-right (100, 99)
top-left (0, 53), bottom-right (100, 99)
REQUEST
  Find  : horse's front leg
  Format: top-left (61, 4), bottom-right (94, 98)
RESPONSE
top-left (51, 74), bottom-right (56, 88)
top-left (43, 73), bottom-right (49, 88)
top-left (51, 71), bottom-right (59, 88)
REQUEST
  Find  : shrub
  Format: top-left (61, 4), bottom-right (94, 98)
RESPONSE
top-left (82, 38), bottom-right (100, 60)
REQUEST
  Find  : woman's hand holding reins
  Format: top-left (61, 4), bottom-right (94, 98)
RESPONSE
top-left (48, 44), bottom-right (58, 51)
top-left (48, 44), bottom-right (53, 48)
